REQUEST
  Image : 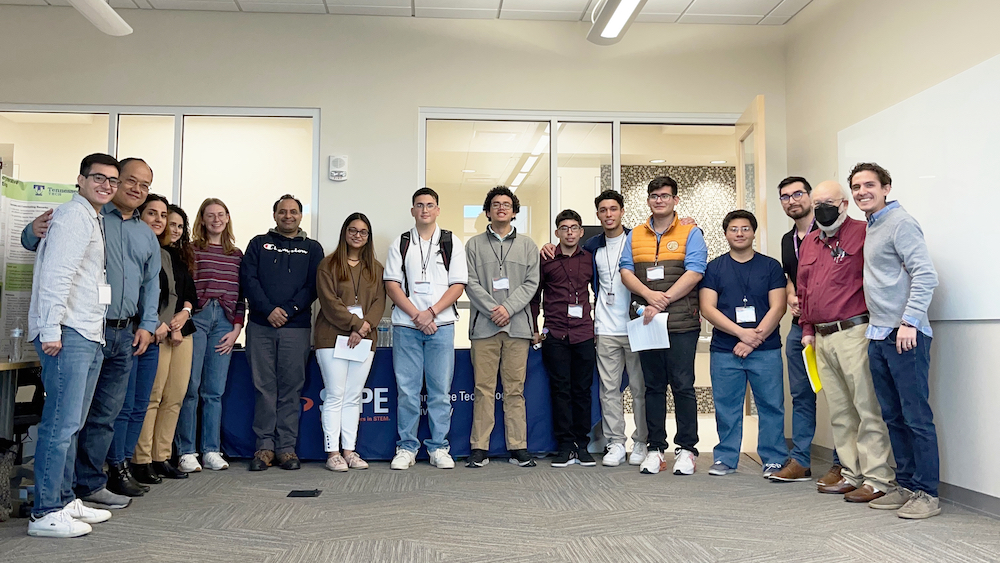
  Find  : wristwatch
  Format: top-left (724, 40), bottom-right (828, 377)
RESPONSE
top-left (900, 320), bottom-right (915, 328)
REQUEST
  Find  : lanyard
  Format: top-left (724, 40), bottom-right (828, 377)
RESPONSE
top-left (733, 254), bottom-right (756, 307)
top-left (792, 219), bottom-right (816, 260)
top-left (488, 230), bottom-right (512, 274)
top-left (416, 229), bottom-right (435, 279)
top-left (556, 252), bottom-right (581, 305)
top-left (348, 261), bottom-right (362, 305)
top-left (604, 236), bottom-right (625, 287)
top-left (649, 216), bottom-right (671, 264)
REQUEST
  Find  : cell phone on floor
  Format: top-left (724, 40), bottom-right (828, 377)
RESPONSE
top-left (287, 489), bottom-right (322, 498)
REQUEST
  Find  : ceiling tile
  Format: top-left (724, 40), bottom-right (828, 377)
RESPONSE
top-left (414, 7), bottom-right (496, 18)
top-left (1, 0), bottom-right (47, 5)
top-left (415, 0), bottom-right (496, 7)
top-left (327, 5), bottom-right (411, 15)
top-left (502, 0), bottom-right (587, 9)
top-left (500, 10), bottom-right (582, 20)
top-left (770, 0), bottom-right (811, 17)
top-left (148, 0), bottom-right (239, 10)
top-left (684, 0), bottom-right (778, 16)
top-left (757, 14), bottom-right (789, 25)
top-left (633, 12), bottom-right (680, 22)
top-left (240, 1), bottom-right (325, 11)
top-left (642, 0), bottom-right (694, 12)
top-left (677, 13), bottom-right (762, 24)
top-left (325, 0), bottom-right (408, 6)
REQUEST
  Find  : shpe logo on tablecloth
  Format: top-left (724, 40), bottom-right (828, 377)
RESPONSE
top-left (361, 387), bottom-right (390, 422)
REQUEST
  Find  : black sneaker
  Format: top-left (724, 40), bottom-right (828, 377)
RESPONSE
top-left (508, 449), bottom-right (536, 467)
top-left (551, 450), bottom-right (573, 468)
top-left (466, 449), bottom-right (489, 468)
top-left (577, 449), bottom-right (596, 467)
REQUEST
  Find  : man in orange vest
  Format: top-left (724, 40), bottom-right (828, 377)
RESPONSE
top-left (620, 176), bottom-right (708, 476)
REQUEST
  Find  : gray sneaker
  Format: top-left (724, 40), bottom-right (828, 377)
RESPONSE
top-left (869, 486), bottom-right (912, 510)
top-left (81, 487), bottom-right (131, 509)
top-left (897, 490), bottom-right (941, 519)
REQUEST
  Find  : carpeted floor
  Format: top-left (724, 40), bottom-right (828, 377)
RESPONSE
top-left (1, 453), bottom-right (998, 562)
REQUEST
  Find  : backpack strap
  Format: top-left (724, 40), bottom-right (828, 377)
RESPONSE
top-left (399, 231), bottom-right (411, 297)
top-left (439, 229), bottom-right (453, 271)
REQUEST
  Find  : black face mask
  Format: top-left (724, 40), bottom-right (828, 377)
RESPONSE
top-left (814, 203), bottom-right (841, 227)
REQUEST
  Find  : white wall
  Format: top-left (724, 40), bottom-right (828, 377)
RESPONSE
top-left (785, 0), bottom-right (1000, 499)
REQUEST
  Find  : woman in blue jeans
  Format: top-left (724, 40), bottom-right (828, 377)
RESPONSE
top-left (105, 194), bottom-right (171, 496)
top-left (175, 198), bottom-right (245, 472)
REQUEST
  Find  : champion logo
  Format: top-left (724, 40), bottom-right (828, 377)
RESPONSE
top-left (263, 243), bottom-right (309, 254)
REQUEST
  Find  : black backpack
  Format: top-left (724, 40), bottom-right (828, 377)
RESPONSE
top-left (399, 229), bottom-right (453, 298)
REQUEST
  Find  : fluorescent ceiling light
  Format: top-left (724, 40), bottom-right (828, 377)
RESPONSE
top-left (649, 159), bottom-right (666, 164)
top-left (511, 172), bottom-right (527, 187)
top-left (531, 136), bottom-right (549, 156)
top-left (462, 169), bottom-right (475, 173)
top-left (68, 0), bottom-right (133, 36)
top-left (588, 0), bottom-right (647, 46)
top-left (520, 156), bottom-right (538, 174)
top-left (711, 160), bottom-right (727, 164)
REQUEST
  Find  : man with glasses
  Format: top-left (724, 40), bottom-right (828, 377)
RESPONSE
top-left (26, 154), bottom-right (119, 537)
top-left (530, 209), bottom-right (596, 467)
top-left (24, 157), bottom-right (161, 509)
top-left (851, 163), bottom-right (940, 519)
top-left (465, 186), bottom-right (540, 468)
top-left (385, 187), bottom-right (467, 470)
top-left (770, 177), bottom-right (843, 484)
top-left (620, 176), bottom-right (707, 476)
top-left (240, 194), bottom-right (324, 471)
top-left (796, 180), bottom-right (895, 503)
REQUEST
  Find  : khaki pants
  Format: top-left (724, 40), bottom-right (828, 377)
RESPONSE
top-left (595, 335), bottom-right (647, 445)
top-left (470, 332), bottom-right (529, 450)
top-left (815, 324), bottom-right (895, 491)
top-left (134, 337), bottom-right (194, 464)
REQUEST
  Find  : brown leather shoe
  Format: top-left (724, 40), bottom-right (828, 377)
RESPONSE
top-left (844, 484), bottom-right (885, 503)
top-left (769, 459), bottom-right (812, 482)
top-left (818, 477), bottom-right (857, 494)
top-left (817, 464), bottom-right (843, 487)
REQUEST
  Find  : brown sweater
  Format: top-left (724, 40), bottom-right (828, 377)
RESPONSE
top-left (314, 255), bottom-right (386, 349)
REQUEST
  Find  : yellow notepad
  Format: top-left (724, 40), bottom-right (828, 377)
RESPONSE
top-left (802, 344), bottom-right (822, 393)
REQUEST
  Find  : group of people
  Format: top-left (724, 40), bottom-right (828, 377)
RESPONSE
top-left (22, 151), bottom-right (941, 539)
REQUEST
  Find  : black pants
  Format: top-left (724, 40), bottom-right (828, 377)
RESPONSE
top-left (639, 330), bottom-right (699, 454)
top-left (541, 337), bottom-right (596, 450)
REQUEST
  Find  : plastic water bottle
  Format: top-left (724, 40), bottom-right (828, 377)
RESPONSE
top-left (9, 319), bottom-right (24, 362)
top-left (632, 301), bottom-right (645, 317)
top-left (376, 320), bottom-right (389, 348)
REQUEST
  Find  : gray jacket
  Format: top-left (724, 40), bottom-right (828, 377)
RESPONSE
top-left (465, 227), bottom-right (539, 340)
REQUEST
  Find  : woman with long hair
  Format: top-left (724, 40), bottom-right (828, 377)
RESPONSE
top-left (315, 213), bottom-right (385, 471)
top-left (174, 198), bottom-right (245, 472)
top-left (132, 203), bottom-right (198, 483)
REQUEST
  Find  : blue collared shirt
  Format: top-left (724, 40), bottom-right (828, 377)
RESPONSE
top-left (23, 201), bottom-right (161, 333)
top-left (864, 201), bottom-right (933, 340)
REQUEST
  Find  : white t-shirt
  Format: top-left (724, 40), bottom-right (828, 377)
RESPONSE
top-left (594, 232), bottom-right (631, 336)
top-left (384, 225), bottom-right (468, 328)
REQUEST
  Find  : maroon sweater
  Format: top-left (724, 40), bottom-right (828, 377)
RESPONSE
top-left (194, 244), bottom-right (246, 326)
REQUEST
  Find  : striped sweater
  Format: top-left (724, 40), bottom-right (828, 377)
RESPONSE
top-left (194, 244), bottom-right (246, 326)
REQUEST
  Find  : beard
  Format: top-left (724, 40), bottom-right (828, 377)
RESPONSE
top-left (818, 212), bottom-right (848, 235)
top-left (785, 205), bottom-right (810, 220)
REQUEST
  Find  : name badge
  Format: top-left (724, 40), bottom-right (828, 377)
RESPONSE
top-left (735, 306), bottom-right (757, 323)
top-left (604, 292), bottom-right (615, 306)
top-left (492, 277), bottom-right (510, 290)
top-left (347, 305), bottom-right (363, 319)
top-left (413, 281), bottom-right (432, 295)
top-left (646, 265), bottom-right (665, 281)
top-left (568, 304), bottom-right (584, 318)
top-left (98, 283), bottom-right (112, 305)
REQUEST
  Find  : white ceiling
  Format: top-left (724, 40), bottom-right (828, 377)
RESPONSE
top-left (0, 0), bottom-right (814, 23)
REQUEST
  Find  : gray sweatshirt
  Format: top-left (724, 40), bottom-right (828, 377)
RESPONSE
top-left (465, 226), bottom-right (540, 340)
top-left (863, 202), bottom-right (938, 331)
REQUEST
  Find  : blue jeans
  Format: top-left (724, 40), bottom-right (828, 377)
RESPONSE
top-left (32, 329), bottom-right (103, 516)
top-left (108, 343), bottom-right (159, 464)
top-left (176, 300), bottom-right (234, 455)
top-left (869, 330), bottom-right (939, 496)
top-left (74, 325), bottom-right (135, 497)
top-left (710, 348), bottom-right (788, 468)
top-left (786, 324), bottom-right (840, 468)
top-left (392, 324), bottom-right (455, 453)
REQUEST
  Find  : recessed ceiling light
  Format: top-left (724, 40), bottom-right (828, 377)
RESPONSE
top-left (649, 159), bottom-right (666, 164)
top-left (520, 156), bottom-right (538, 174)
top-left (531, 136), bottom-right (549, 156)
top-left (511, 172), bottom-right (527, 187)
top-left (711, 160), bottom-right (727, 164)
top-left (462, 169), bottom-right (475, 173)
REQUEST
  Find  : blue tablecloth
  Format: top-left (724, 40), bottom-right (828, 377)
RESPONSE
top-left (221, 347), bottom-right (621, 461)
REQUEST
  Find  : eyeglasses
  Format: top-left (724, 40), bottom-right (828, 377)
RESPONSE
top-left (85, 173), bottom-right (120, 188)
top-left (347, 227), bottom-right (369, 238)
top-left (491, 202), bottom-right (513, 210)
top-left (414, 203), bottom-right (437, 211)
top-left (557, 225), bottom-right (582, 234)
top-left (648, 193), bottom-right (676, 202)
top-left (727, 226), bottom-right (754, 234)
top-left (779, 190), bottom-right (807, 203)
top-left (122, 177), bottom-right (151, 192)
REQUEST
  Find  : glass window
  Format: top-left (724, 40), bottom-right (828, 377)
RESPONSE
top-left (116, 115), bottom-right (176, 199)
top-left (556, 122), bottom-right (612, 233)
top-left (0, 112), bottom-right (110, 183)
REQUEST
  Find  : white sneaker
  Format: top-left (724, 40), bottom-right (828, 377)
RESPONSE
top-left (178, 454), bottom-right (202, 473)
top-left (673, 448), bottom-right (697, 475)
top-left (639, 450), bottom-right (665, 475)
top-left (428, 448), bottom-right (455, 469)
top-left (603, 443), bottom-right (627, 467)
top-left (28, 510), bottom-right (92, 538)
top-left (62, 499), bottom-right (111, 524)
top-left (390, 448), bottom-right (417, 470)
top-left (629, 442), bottom-right (648, 466)
top-left (202, 452), bottom-right (229, 470)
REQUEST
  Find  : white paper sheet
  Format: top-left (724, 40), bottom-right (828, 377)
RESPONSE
top-left (626, 313), bottom-right (670, 351)
top-left (332, 335), bottom-right (373, 362)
